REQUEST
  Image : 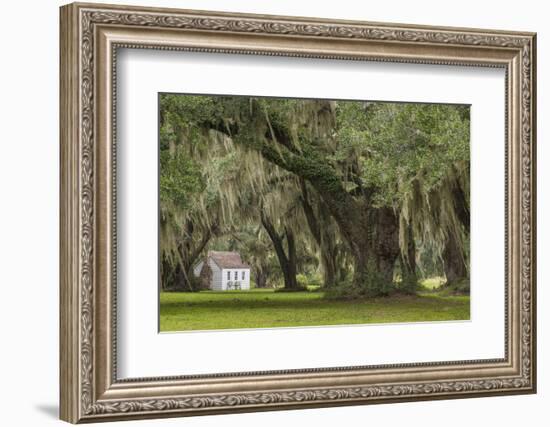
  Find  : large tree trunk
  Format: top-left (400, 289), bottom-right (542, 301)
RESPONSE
top-left (452, 176), bottom-right (470, 230)
top-left (345, 206), bottom-right (400, 296)
top-left (399, 221), bottom-right (417, 293)
top-left (443, 232), bottom-right (468, 286)
top-left (160, 256), bottom-right (171, 290)
top-left (170, 220), bottom-right (215, 291)
top-left (173, 257), bottom-right (198, 291)
top-left (283, 227), bottom-right (298, 289)
top-left (260, 210), bottom-right (299, 290)
top-left (173, 263), bottom-right (193, 291)
top-left (255, 268), bottom-right (268, 288)
top-left (321, 250), bottom-right (337, 288)
top-left (371, 207), bottom-right (400, 284)
top-left (299, 179), bottom-right (339, 288)
top-left (443, 175), bottom-right (470, 291)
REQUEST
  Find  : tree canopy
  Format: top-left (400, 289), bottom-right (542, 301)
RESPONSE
top-left (159, 94), bottom-right (470, 297)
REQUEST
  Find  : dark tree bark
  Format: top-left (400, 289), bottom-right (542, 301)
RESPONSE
top-left (320, 250), bottom-right (337, 288)
top-left (260, 209), bottom-right (299, 290)
top-left (255, 268), bottom-right (268, 288)
top-left (443, 232), bottom-right (468, 286)
top-left (173, 263), bottom-right (193, 291)
top-left (452, 177), bottom-right (470, 230)
top-left (443, 175), bottom-right (470, 291)
top-left (161, 256), bottom-right (175, 291)
top-left (198, 263), bottom-right (213, 290)
top-left (172, 220), bottom-right (215, 291)
top-left (285, 227), bottom-right (298, 289)
top-left (399, 221), bottom-right (417, 293)
top-left (366, 207), bottom-right (400, 293)
top-left (299, 179), bottom-right (339, 288)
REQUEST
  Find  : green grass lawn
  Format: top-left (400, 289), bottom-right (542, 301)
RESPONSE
top-left (159, 288), bottom-right (470, 332)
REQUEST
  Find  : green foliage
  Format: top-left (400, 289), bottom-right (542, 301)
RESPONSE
top-left (334, 102), bottom-right (470, 207)
top-left (158, 93), bottom-right (470, 297)
top-left (419, 276), bottom-right (446, 290)
top-left (296, 273), bottom-right (323, 288)
top-left (419, 276), bottom-right (468, 295)
top-left (440, 278), bottom-right (471, 295)
top-left (323, 274), bottom-right (396, 300)
top-left (159, 147), bottom-right (203, 210)
top-left (160, 94), bottom-right (224, 141)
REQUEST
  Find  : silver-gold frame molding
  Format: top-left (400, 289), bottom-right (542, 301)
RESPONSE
top-left (60, 2), bottom-right (537, 423)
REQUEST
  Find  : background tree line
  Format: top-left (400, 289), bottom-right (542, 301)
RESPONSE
top-left (159, 94), bottom-right (470, 297)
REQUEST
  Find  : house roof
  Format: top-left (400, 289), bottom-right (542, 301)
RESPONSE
top-left (208, 251), bottom-right (250, 269)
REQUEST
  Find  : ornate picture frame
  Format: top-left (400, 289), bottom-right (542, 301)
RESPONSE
top-left (60, 2), bottom-right (536, 423)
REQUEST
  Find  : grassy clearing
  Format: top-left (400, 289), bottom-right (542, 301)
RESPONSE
top-left (159, 288), bottom-right (470, 332)
top-left (419, 276), bottom-right (446, 290)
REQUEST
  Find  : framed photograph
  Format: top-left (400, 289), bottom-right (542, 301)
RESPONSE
top-left (60, 2), bottom-right (537, 423)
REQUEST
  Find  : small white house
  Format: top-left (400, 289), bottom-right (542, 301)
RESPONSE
top-left (193, 251), bottom-right (251, 291)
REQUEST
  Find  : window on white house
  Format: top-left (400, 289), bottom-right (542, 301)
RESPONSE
top-left (234, 271), bottom-right (238, 280)
top-left (227, 271), bottom-right (230, 280)
top-left (242, 271), bottom-right (245, 280)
